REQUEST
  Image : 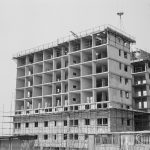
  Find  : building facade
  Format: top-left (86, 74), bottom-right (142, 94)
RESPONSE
top-left (13, 25), bottom-right (135, 150)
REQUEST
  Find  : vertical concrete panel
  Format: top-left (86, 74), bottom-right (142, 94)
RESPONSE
top-left (88, 135), bottom-right (95, 150)
top-left (12, 139), bottom-right (21, 150)
top-left (20, 140), bottom-right (35, 150)
top-left (0, 140), bottom-right (10, 150)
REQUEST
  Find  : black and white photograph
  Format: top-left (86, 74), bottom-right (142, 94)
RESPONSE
top-left (0, 0), bottom-right (150, 149)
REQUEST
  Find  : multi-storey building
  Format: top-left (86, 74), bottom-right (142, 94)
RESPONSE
top-left (13, 25), bottom-right (135, 150)
top-left (131, 49), bottom-right (150, 131)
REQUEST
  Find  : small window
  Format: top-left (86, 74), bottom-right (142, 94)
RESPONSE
top-left (124, 52), bottom-right (127, 59)
top-left (103, 118), bottom-right (108, 125)
top-left (119, 63), bottom-right (121, 70)
top-left (70, 120), bottom-right (73, 126)
top-left (125, 92), bottom-right (129, 99)
top-left (44, 134), bottom-right (48, 140)
top-left (73, 60), bottom-right (76, 64)
top-left (64, 134), bottom-right (67, 140)
top-left (18, 123), bottom-right (21, 128)
top-left (73, 72), bottom-right (76, 76)
top-left (54, 134), bottom-right (56, 140)
top-left (15, 123), bottom-right (21, 129)
top-left (138, 102), bottom-right (142, 109)
top-left (125, 78), bottom-right (128, 85)
top-left (124, 65), bottom-right (128, 72)
top-left (44, 121), bottom-right (48, 127)
top-left (120, 90), bottom-right (123, 97)
top-left (126, 105), bottom-right (130, 109)
top-left (85, 119), bottom-right (90, 125)
top-left (64, 120), bottom-right (67, 126)
top-left (54, 121), bottom-right (57, 126)
top-left (143, 101), bottom-right (147, 108)
top-left (25, 122), bottom-right (29, 128)
top-left (69, 134), bottom-right (73, 140)
top-left (127, 119), bottom-right (130, 126)
top-left (85, 134), bottom-right (88, 140)
top-left (34, 135), bottom-right (38, 140)
top-left (120, 76), bottom-right (122, 83)
top-left (97, 118), bottom-right (102, 125)
top-left (119, 49), bottom-right (121, 56)
top-left (14, 123), bottom-right (17, 129)
top-left (73, 98), bottom-right (76, 101)
top-left (73, 85), bottom-right (76, 88)
top-left (74, 120), bottom-right (78, 126)
top-left (74, 134), bottom-right (78, 140)
top-left (35, 122), bottom-right (38, 127)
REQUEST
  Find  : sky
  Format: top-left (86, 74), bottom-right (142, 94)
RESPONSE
top-left (0, 0), bottom-right (150, 133)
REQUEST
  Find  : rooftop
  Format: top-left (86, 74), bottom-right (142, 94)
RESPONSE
top-left (13, 24), bottom-right (135, 59)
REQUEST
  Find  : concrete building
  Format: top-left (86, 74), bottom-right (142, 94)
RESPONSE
top-left (13, 25), bottom-right (136, 150)
top-left (131, 49), bottom-right (150, 131)
top-left (131, 49), bottom-right (150, 112)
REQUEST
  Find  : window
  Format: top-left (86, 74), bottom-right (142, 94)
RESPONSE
top-left (73, 85), bottom-right (76, 88)
top-left (64, 120), bottom-right (67, 126)
top-left (74, 120), bottom-right (78, 126)
top-left (73, 98), bottom-right (76, 101)
top-left (144, 101), bottom-right (148, 108)
top-left (64, 134), bottom-right (67, 140)
top-left (54, 121), bottom-right (57, 126)
top-left (54, 134), bottom-right (56, 140)
top-left (85, 119), bottom-right (90, 125)
top-left (119, 63), bottom-right (121, 70)
top-left (74, 134), bottom-right (78, 140)
top-left (34, 135), bottom-right (38, 140)
top-left (125, 78), bottom-right (128, 85)
top-left (124, 52), bottom-right (127, 59)
top-left (138, 102), bottom-right (142, 109)
top-left (25, 122), bottom-right (29, 128)
top-left (35, 122), bottom-right (38, 127)
top-left (127, 119), bottom-right (130, 126)
top-left (44, 121), bottom-right (48, 127)
top-left (120, 90), bottom-right (123, 97)
top-left (44, 134), bottom-right (48, 140)
top-left (14, 123), bottom-right (17, 129)
top-left (73, 60), bottom-right (77, 64)
top-left (126, 105), bottom-right (130, 109)
top-left (119, 49), bottom-right (121, 56)
top-left (73, 72), bottom-right (76, 76)
top-left (125, 92), bottom-right (129, 99)
top-left (69, 134), bottom-right (73, 140)
top-left (120, 76), bottom-right (122, 83)
top-left (97, 118), bottom-right (102, 125)
top-left (85, 134), bottom-right (88, 140)
top-left (124, 65), bottom-right (128, 72)
top-left (15, 123), bottom-right (21, 129)
top-left (70, 120), bottom-right (73, 126)
top-left (103, 118), bottom-right (108, 125)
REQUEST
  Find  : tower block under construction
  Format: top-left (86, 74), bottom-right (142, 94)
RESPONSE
top-left (13, 25), bottom-right (135, 150)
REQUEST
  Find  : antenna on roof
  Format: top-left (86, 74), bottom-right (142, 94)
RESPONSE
top-left (70, 31), bottom-right (79, 39)
top-left (117, 11), bottom-right (124, 30)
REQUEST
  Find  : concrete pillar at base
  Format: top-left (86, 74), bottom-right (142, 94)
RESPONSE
top-left (88, 135), bottom-right (95, 150)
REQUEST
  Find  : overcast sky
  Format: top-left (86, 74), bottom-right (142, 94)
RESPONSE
top-left (0, 0), bottom-right (150, 132)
